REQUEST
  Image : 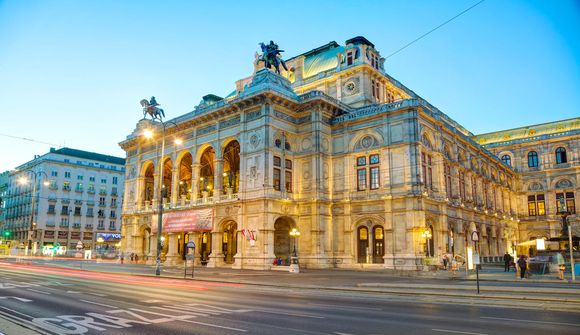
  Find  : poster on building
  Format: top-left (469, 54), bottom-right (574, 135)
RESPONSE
top-left (151, 208), bottom-right (214, 233)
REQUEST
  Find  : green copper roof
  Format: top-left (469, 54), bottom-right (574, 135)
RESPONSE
top-left (303, 44), bottom-right (344, 79)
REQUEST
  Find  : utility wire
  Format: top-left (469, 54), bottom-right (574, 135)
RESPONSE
top-left (384, 0), bottom-right (486, 60)
top-left (0, 132), bottom-right (62, 148)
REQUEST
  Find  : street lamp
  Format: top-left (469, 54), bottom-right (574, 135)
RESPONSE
top-left (17, 170), bottom-right (49, 255)
top-left (289, 227), bottom-right (300, 273)
top-left (558, 197), bottom-right (575, 281)
top-left (422, 228), bottom-right (432, 257)
top-left (142, 107), bottom-right (181, 276)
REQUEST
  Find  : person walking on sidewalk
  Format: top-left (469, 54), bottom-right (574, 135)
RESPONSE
top-left (503, 252), bottom-right (511, 272)
top-left (517, 255), bottom-right (527, 279)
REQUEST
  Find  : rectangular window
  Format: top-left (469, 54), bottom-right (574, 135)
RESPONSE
top-left (112, 177), bottom-right (118, 185)
top-left (61, 205), bottom-right (69, 215)
top-left (370, 167), bottom-right (380, 190)
top-left (99, 197), bottom-right (106, 206)
top-left (87, 207), bottom-right (93, 217)
top-left (285, 171), bottom-right (292, 193)
top-left (63, 181), bottom-right (71, 190)
top-left (65, 172), bottom-right (71, 178)
top-left (347, 52), bottom-right (353, 65)
top-left (558, 192), bottom-right (576, 214)
top-left (101, 178), bottom-right (107, 184)
top-left (357, 169), bottom-right (367, 191)
top-left (537, 194), bottom-right (546, 215)
top-left (77, 175), bottom-right (83, 180)
top-left (51, 171), bottom-right (58, 177)
top-left (110, 210), bottom-right (116, 218)
top-left (110, 198), bottom-right (117, 207)
top-left (421, 153), bottom-right (433, 189)
top-left (357, 156), bottom-right (366, 166)
top-left (74, 207), bottom-right (81, 216)
top-left (459, 172), bottom-right (466, 201)
top-left (285, 159), bottom-right (292, 170)
top-left (273, 156), bottom-right (281, 167)
top-left (89, 176), bottom-right (95, 182)
top-left (273, 168), bottom-right (281, 191)
top-left (528, 195), bottom-right (537, 216)
top-left (48, 204), bottom-right (55, 214)
top-left (371, 80), bottom-right (376, 98)
top-left (444, 164), bottom-right (452, 197)
top-left (369, 154), bottom-right (379, 165)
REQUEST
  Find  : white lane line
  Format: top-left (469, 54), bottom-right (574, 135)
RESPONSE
top-left (153, 306), bottom-right (209, 317)
top-left (79, 299), bottom-right (118, 309)
top-left (0, 306), bottom-right (35, 319)
top-left (481, 316), bottom-right (580, 327)
top-left (432, 329), bottom-right (488, 335)
top-left (86, 292), bottom-right (107, 297)
top-left (310, 303), bottom-right (382, 311)
top-left (26, 288), bottom-right (51, 295)
top-left (179, 319), bottom-right (247, 332)
top-left (256, 309), bottom-right (325, 319)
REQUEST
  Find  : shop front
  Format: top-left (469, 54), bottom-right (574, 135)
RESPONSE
top-left (96, 233), bottom-right (122, 258)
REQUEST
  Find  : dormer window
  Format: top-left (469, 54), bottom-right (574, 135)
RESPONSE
top-left (347, 51), bottom-right (353, 66)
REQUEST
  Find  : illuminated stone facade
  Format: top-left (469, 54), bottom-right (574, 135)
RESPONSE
top-left (473, 118), bottom-right (580, 253)
top-left (120, 37), bottom-right (521, 270)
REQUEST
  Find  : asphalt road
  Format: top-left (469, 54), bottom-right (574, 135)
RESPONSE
top-left (0, 262), bottom-right (579, 335)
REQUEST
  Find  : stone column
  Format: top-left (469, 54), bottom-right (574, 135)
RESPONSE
top-left (165, 233), bottom-right (179, 265)
top-left (135, 177), bottom-right (145, 209)
top-left (147, 234), bottom-right (157, 265)
top-left (214, 158), bottom-right (223, 199)
top-left (171, 167), bottom-right (179, 206)
top-left (206, 232), bottom-right (221, 268)
top-left (191, 163), bottom-right (200, 203)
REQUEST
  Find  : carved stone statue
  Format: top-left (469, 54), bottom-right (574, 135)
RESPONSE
top-left (257, 40), bottom-right (288, 74)
top-left (140, 96), bottom-right (165, 121)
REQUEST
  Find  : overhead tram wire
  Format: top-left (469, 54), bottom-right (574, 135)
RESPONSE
top-left (384, 0), bottom-right (487, 60)
top-left (0, 132), bottom-right (62, 148)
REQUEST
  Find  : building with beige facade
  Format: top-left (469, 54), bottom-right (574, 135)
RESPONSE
top-left (120, 36), bottom-right (548, 271)
top-left (473, 118), bottom-right (580, 254)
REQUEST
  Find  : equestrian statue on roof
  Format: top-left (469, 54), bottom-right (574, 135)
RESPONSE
top-left (257, 40), bottom-right (288, 74)
top-left (140, 96), bottom-right (165, 121)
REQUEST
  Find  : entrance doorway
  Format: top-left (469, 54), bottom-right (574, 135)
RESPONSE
top-left (222, 222), bottom-right (237, 264)
top-left (199, 232), bottom-right (211, 265)
top-left (357, 226), bottom-right (369, 263)
top-left (274, 217), bottom-right (294, 264)
top-left (372, 226), bottom-right (384, 264)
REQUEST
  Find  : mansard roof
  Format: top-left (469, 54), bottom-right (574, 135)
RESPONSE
top-left (50, 147), bottom-right (126, 165)
top-left (472, 117), bottom-right (580, 148)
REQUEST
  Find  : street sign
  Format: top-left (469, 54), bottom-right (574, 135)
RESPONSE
top-left (473, 253), bottom-right (480, 265)
top-left (471, 231), bottom-right (480, 242)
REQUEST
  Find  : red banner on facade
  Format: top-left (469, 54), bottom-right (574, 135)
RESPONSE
top-left (151, 208), bottom-right (214, 233)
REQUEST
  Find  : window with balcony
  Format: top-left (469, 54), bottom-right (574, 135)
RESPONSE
top-left (109, 221), bottom-right (116, 230)
top-left (556, 192), bottom-right (576, 214)
top-left (87, 207), bottom-right (94, 217)
top-left (97, 220), bottom-right (105, 229)
top-left (111, 187), bottom-right (118, 196)
top-left (99, 186), bottom-right (107, 195)
top-left (75, 183), bottom-right (83, 192)
top-left (63, 181), bottom-right (71, 191)
top-left (97, 209), bottom-right (105, 218)
top-left (527, 194), bottom-right (545, 216)
top-left (61, 205), bottom-right (69, 215)
top-left (99, 197), bottom-right (106, 206)
top-left (110, 198), bottom-right (117, 207)
top-left (74, 206), bottom-right (81, 216)
top-left (88, 183), bottom-right (95, 193)
top-left (112, 177), bottom-right (118, 185)
top-left (65, 171), bottom-right (71, 178)
top-left (47, 204), bottom-right (56, 214)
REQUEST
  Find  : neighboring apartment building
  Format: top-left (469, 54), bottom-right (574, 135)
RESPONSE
top-left (0, 171), bottom-right (9, 236)
top-left (2, 147), bottom-right (125, 255)
top-left (120, 37), bottom-right (521, 271)
top-left (473, 118), bottom-right (580, 253)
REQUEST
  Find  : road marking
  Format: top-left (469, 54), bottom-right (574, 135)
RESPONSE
top-left (154, 306), bottom-right (209, 317)
top-left (0, 306), bottom-right (35, 319)
top-left (334, 333), bottom-right (354, 335)
top-left (0, 296), bottom-right (32, 302)
top-left (179, 319), bottom-right (247, 332)
top-left (26, 288), bottom-right (51, 295)
top-left (79, 299), bottom-right (118, 309)
top-left (87, 292), bottom-right (107, 297)
top-left (0, 310), bottom-right (53, 335)
top-left (480, 316), bottom-right (580, 327)
top-left (432, 329), bottom-right (488, 335)
top-left (142, 299), bottom-right (164, 303)
top-left (256, 309), bottom-right (325, 319)
top-left (67, 290), bottom-right (82, 293)
top-left (311, 303), bottom-right (381, 311)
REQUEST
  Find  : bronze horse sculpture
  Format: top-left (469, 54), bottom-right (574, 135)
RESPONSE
top-left (258, 41), bottom-right (288, 74)
top-left (140, 96), bottom-right (165, 121)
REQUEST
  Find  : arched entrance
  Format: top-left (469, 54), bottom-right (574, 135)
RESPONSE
top-left (357, 226), bottom-right (369, 263)
top-left (274, 217), bottom-right (294, 264)
top-left (142, 162), bottom-right (155, 203)
top-left (223, 141), bottom-right (240, 193)
top-left (178, 152), bottom-right (193, 200)
top-left (222, 222), bottom-right (237, 264)
top-left (141, 227), bottom-right (151, 257)
top-left (199, 232), bottom-right (211, 265)
top-left (199, 147), bottom-right (215, 197)
top-left (372, 225), bottom-right (384, 263)
top-left (161, 158), bottom-right (173, 201)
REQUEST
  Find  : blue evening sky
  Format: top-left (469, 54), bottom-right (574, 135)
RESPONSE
top-left (1, 0), bottom-right (578, 172)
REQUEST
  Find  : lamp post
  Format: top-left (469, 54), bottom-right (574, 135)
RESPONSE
top-left (558, 197), bottom-right (575, 281)
top-left (17, 170), bottom-right (49, 255)
top-left (289, 227), bottom-right (300, 273)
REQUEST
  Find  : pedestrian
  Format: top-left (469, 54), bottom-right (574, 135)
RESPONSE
top-left (134, 254), bottom-right (139, 263)
top-left (517, 255), bottom-right (527, 279)
top-left (443, 254), bottom-right (449, 270)
top-left (120, 253), bottom-right (124, 264)
top-left (503, 252), bottom-right (511, 272)
top-left (130, 253), bottom-right (134, 262)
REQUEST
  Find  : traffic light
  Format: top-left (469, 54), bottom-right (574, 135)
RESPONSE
top-left (3, 231), bottom-right (11, 238)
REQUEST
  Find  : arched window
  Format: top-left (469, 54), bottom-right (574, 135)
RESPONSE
top-left (501, 155), bottom-right (511, 167)
top-left (527, 151), bottom-right (539, 167)
top-left (555, 147), bottom-right (567, 164)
